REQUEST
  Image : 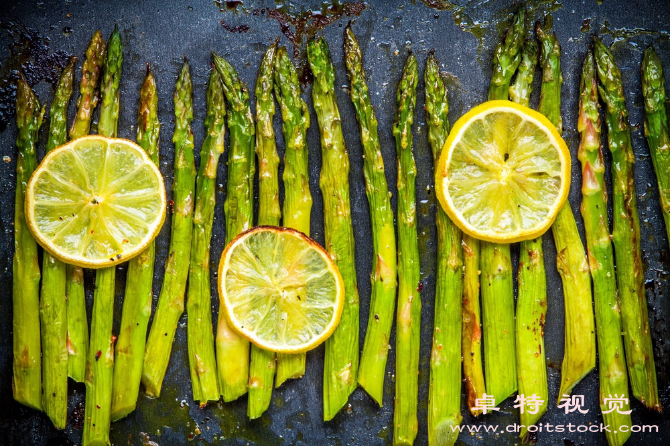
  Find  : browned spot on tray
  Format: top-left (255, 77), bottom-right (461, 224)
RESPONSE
top-left (265, 2), bottom-right (365, 84)
top-left (220, 18), bottom-right (249, 33)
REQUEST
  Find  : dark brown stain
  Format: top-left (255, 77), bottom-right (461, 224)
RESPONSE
top-left (220, 18), bottom-right (250, 33)
top-left (264, 1), bottom-right (365, 84)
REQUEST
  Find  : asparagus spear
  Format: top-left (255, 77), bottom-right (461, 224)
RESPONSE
top-left (578, 51), bottom-right (632, 446)
top-left (508, 38), bottom-right (549, 439)
top-left (461, 235), bottom-right (485, 416)
top-left (186, 68), bottom-right (225, 406)
top-left (537, 18), bottom-right (596, 397)
top-left (83, 26), bottom-right (122, 446)
top-left (13, 74), bottom-right (44, 411)
top-left (594, 38), bottom-right (660, 411)
top-left (212, 52), bottom-right (256, 402)
top-left (509, 40), bottom-right (538, 108)
top-left (481, 8), bottom-right (524, 405)
top-left (343, 24), bottom-right (397, 407)
top-left (425, 51), bottom-right (463, 446)
top-left (393, 52), bottom-right (421, 446)
top-left (142, 60), bottom-right (196, 397)
top-left (307, 36), bottom-right (360, 421)
top-left (248, 43), bottom-right (279, 420)
top-left (70, 30), bottom-right (105, 139)
top-left (111, 66), bottom-right (160, 421)
top-left (68, 30), bottom-right (105, 383)
top-left (642, 47), bottom-right (670, 244)
top-left (40, 58), bottom-right (75, 428)
top-left (489, 9), bottom-right (525, 101)
top-left (273, 46), bottom-right (312, 385)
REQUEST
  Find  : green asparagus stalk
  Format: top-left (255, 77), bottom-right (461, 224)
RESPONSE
top-left (70, 30), bottom-right (105, 139)
top-left (186, 69), bottom-right (225, 406)
top-left (509, 40), bottom-right (538, 107)
top-left (594, 38), bottom-right (660, 412)
top-left (68, 29), bottom-right (105, 383)
top-left (480, 243), bottom-right (515, 404)
top-left (212, 52), bottom-right (256, 402)
top-left (13, 74), bottom-right (44, 411)
top-left (461, 234), bottom-right (485, 416)
top-left (393, 52), bottom-right (421, 446)
top-left (307, 36), bottom-right (360, 421)
top-left (66, 265), bottom-right (87, 382)
top-left (40, 58), bottom-right (75, 429)
top-left (83, 26), bottom-right (122, 446)
top-left (578, 51), bottom-right (631, 446)
top-left (508, 38), bottom-right (549, 439)
top-left (248, 43), bottom-right (279, 420)
top-left (343, 24), bottom-right (397, 407)
top-left (111, 66), bottom-right (160, 421)
top-left (642, 47), bottom-right (670, 244)
top-left (47, 59), bottom-right (76, 151)
top-left (97, 26), bottom-right (122, 139)
top-left (489, 9), bottom-right (525, 101)
top-left (142, 60), bottom-right (196, 398)
top-left (537, 19), bottom-right (596, 397)
top-left (425, 51), bottom-right (463, 446)
top-left (481, 8), bottom-right (524, 405)
top-left (273, 46), bottom-right (312, 385)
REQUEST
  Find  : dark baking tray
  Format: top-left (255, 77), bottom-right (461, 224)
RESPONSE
top-left (0, 0), bottom-right (669, 444)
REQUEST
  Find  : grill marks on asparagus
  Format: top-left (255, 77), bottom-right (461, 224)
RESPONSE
top-left (142, 61), bottom-right (196, 398)
top-left (343, 24), bottom-right (398, 408)
top-left (40, 57), bottom-right (75, 429)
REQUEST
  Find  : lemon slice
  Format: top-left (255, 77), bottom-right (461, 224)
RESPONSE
top-left (25, 135), bottom-right (166, 268)
top-left (218, 226), bottom-right (345, 353)
top-left (435, 100), bottom-right (571, 243)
